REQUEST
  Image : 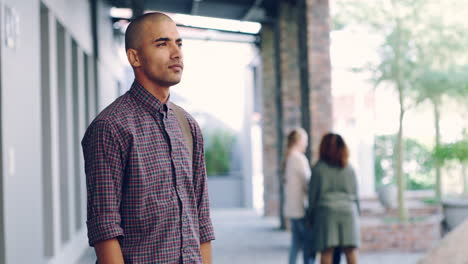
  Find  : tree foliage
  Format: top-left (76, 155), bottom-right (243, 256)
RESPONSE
top-left (433, 139), bottom-right (468, 164)
top-left (375, 135), bottom-right (435, 190)
top-left (333, 0), bottom-right (468, 216)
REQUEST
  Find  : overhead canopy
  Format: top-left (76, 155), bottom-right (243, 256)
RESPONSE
top-left (107, 0), bottom-right (277, 22)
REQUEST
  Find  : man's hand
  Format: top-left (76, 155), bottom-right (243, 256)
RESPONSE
top-left (200, 241), bottom-right (212, 264)
top-left (95, 238), bottom-right (125, 264)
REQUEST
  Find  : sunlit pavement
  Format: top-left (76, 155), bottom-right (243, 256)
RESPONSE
top-left (77, 208), bottom-right (425, 264)
top-left (211, 209), bottom-right (424, 264)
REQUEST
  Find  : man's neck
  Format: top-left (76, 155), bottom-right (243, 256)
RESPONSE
top-left (136, 77), bottom-right (170, 104)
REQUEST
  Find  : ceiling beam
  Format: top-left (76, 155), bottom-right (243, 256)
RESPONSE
top-left (131, 0), bottom-right (145, 19)
top-left (190, 0), bottom-right (202, 15)
top-left (242, 0), bottom-right (265, 21)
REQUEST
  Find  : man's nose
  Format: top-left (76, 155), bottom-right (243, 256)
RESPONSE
top-left (170, 43), bottom-right (182, 59)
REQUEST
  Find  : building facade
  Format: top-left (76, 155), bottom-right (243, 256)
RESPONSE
top-left (0, 0), bottom-right (124, 263)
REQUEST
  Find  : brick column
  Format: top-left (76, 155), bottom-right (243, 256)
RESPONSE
top-left (260, 0), bottom-right (332, 216)
top-left (260, 24), bottom-right (281, 216)
top-left (278, 2), bottom-right (302, 132)
top-left (306, 0), bottom-right (333, 162)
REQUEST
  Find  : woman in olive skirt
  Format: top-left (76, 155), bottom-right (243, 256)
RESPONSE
top-left (307, 133), bottom-right (360, 264)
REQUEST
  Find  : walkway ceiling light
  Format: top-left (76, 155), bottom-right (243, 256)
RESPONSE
top-left (110, 7), bottom-right (133, 19)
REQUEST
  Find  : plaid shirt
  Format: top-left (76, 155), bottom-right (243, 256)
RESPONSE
top-left (82, 81), bottom-right (215, 263)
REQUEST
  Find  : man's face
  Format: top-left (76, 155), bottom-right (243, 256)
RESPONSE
top-left (137, 19), bottom-right (183, 88)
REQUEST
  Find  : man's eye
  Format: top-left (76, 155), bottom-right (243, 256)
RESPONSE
top-left (178, 43), bottom-right (183, 47)
top-left (156, 43), bottom-right (166, 47)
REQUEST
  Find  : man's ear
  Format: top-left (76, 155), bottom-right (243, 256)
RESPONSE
top-left (127, 48), bottom-right (141, 67)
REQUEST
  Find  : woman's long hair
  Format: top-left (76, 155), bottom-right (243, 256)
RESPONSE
top-left (319, 133), bottom-right (349, 168)
top-left (281, 128), bottom-right (307, 182)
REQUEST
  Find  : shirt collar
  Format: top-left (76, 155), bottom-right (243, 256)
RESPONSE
top-left (129, 80), bottom-right (172, 114)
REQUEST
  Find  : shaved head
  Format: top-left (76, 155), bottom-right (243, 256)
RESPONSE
top-left (125, 12), bottom-right (173, 51)
top-left (125, 11), bottom-right (183, 92)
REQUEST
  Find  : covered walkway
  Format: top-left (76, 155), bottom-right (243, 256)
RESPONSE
top-left (78, 209), bottom-right (424, 264)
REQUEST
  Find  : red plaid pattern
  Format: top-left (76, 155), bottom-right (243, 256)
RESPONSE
top-left (82, 81), bottom-right (215, 263)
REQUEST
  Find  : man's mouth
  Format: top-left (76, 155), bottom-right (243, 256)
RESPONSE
top-left (169, 64), bottom-right (183, 71)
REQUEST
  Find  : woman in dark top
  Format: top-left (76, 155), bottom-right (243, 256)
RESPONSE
top-left (308, 133), bottom-right (360, 264)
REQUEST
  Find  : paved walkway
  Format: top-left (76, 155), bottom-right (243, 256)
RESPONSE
top-left (212, 209), bottom-right (424, 264)
top-left (78, 209), bottom-right (425, 263)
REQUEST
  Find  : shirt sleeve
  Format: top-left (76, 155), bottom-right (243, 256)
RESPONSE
top-left (82, 120), bottom-right (125, 246)
top-left (191, 121), bottom-right (216, 243)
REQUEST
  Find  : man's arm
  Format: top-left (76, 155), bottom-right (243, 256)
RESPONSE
top-left (188, 117), bottom-right (216, 257)
top-left (200, 241), bottom-right (212, 264)
top-left (82, 120), bottom-right (125, 258)
top-left (95, 238), bottom-right (125, 264)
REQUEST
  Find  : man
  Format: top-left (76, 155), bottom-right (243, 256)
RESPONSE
top-left (82, 12), bottom-right (215, 264)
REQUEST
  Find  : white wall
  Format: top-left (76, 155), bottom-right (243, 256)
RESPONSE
top-left (0, 0), bottom-right (44, 263)
top-left (96, 0), bottom-right (125, 110)
top-left (42, 0), bottom-right (92, 54)
top-left (0, 0), bottom-right (125, 263)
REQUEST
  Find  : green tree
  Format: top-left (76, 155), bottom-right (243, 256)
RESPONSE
top-left (334, 0), bottom-right (468, 220)
top-left (335, 0), bottom-right (428, 220)
top-left (413, 67), bottom-right (468, 199)
top-left (408, 4), bottom-right (468, 199)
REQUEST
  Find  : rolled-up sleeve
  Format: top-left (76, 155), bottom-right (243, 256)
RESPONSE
top-left (191, 122), bottom-right (215, 243)
top-left (82, 120), bottom-right (124, 246)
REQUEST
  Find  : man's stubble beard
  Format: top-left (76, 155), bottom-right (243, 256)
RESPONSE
top-left (145, 68), bottom-right (183, 88)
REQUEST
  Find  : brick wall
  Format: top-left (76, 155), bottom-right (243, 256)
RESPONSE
top-left (361, 216), bottom-right (441, 252)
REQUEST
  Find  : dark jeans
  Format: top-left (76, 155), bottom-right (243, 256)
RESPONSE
top-left (306, 246), bottom-right (342, 264)
top-left (307, 247), bottom-right (342, 264)
top-left (332, 247), bottom-right (342, 264)
top-left (289, 218), bottom-right (315, 264)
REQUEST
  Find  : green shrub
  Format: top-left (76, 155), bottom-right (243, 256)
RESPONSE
top-left (433, 139), bottom-right (468, 164)
top-left (203, 129), bottom-right (236, 176)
